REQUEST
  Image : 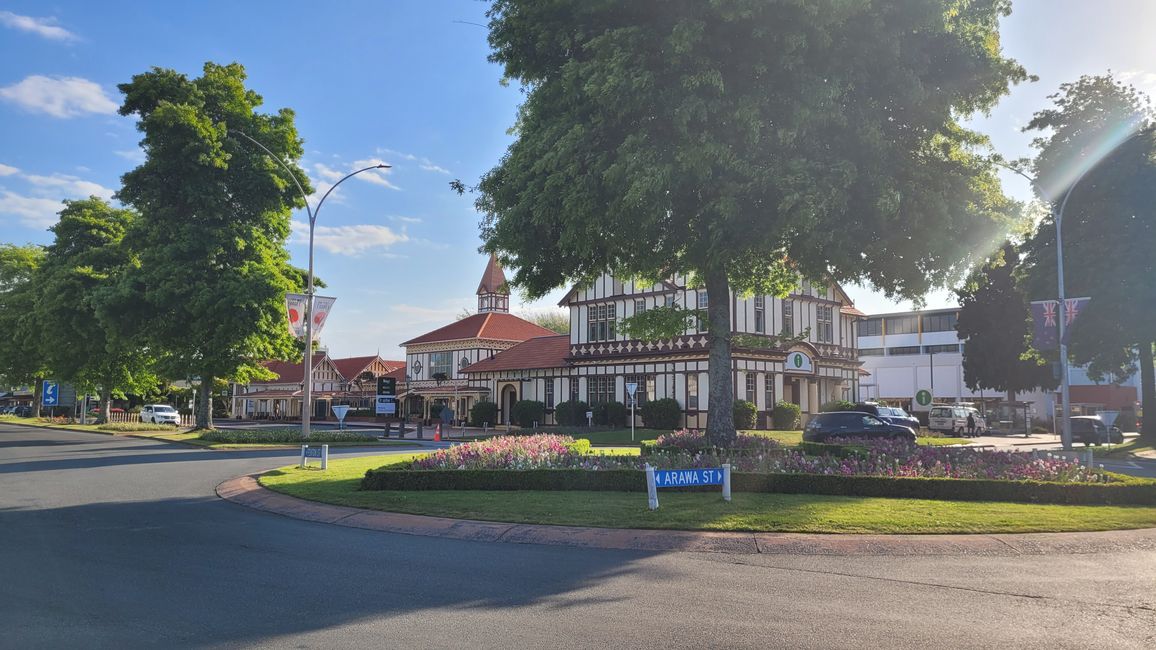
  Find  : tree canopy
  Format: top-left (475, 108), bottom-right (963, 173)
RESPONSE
top-left (113, 61), bottom-right (310, 428)
top-left (955, 242), bottom-right (1056, 402)
top-left (0, 242), bottom-right (46, 393)
top-left (470, 0), bottom-right (1027, 444)
top-left (1019, 73), bottom-right (1156, 439)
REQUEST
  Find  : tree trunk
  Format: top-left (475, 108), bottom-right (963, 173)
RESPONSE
top-left (32, 377), bottom-right (42, 418)
top-left (98, 385), bottom-right (112, 425)
top-left (196, 376), bottom-right (213, 430)
top-left (1007, 390), bottom-right (1015, 404)
top-left (1140, 340), bottom-right (1155, 441)
top-left (704, 268), bottom-right (736, 447)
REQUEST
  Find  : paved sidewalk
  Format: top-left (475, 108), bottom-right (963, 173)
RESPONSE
top-left (217, 474), bottom-right (1156, 557)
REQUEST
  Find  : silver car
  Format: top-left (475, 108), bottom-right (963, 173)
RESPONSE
top-left (140, 404), bottom-right (180, 425)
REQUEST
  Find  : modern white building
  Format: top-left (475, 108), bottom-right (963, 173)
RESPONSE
top-left (857, 307), bottom-right (1141, 421)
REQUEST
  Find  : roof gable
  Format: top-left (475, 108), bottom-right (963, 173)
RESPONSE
top-left (461, 335), bottom-right (570, 373)
top-left (402, 312), bottom-right (556, 346)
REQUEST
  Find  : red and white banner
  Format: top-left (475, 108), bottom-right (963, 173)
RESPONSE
top-left (285, 293), bottom-right (308, 338)
top-left (310, 296), bottom-right (336, 340)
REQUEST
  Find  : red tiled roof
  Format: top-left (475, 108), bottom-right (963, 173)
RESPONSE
top-left (476, 253), bottom-right (508, 295)
top-left (331, 356), bottom-right (405, 381)
top-left (461, 335), bottom-right (571, 373)
top-left (383, 366), bottom-right (407, 382)
top-left (252, 353), bottom-right (327, 385)
top-left (403, 312), bottom-right (557, 346)
top-left (841, 306), bottom-right (867, 317)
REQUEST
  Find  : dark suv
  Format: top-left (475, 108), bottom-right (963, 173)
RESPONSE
top-left (804, 412), bottom-right (917, 443)
top-left (1070, 416), bottom-right (1123, 446)
top-left (853, 402), bottom-right (921, 430)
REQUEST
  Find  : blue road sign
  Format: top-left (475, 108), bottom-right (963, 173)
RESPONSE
top-left (653, 468), bottom-right (725, 488)
top-left (303, 446), bottom-right (324, 458)
top-left (42, 380), bottom-right (59, 407)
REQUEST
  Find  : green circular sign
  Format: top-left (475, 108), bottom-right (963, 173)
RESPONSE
top-left (915, 390), bottom-right (933, 406)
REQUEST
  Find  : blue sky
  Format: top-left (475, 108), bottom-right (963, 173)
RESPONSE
top-left (2, 1), bottom-right (1155, 359)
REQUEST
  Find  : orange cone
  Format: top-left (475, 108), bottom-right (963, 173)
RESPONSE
top-left (434, 423), bottom-right (441, 441)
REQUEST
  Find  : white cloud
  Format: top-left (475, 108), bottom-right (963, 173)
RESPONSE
top-left (377, 147), bottom-right (451, 175)
top-left (351, 158), bottom-right (401, 190)
top-left (23, 173), bottom-right (114, 200)
top-left (419, 163), bottom-right (451, 175)
top-left (313, 163), bottom-right (345, 182)
top-left (391, 215), bottom-right (422, 224)
top-left (0, 163), bottom-right (19, 176)
top-left (0, 76), bottom-right (118, 118)
top-left (291, 219), bottom-right (409, 256)
top-left (0, 11), bottom-right (78, 42)
top-left (0, 191), bottom-right (64, 228)
top-left (114, 149), bottom-right (146, 163)
top-left (1118, 70), bottom-right (1156, 97)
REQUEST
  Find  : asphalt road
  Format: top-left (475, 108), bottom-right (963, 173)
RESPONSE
top-left (2, 424), bottom-right (1154, 649)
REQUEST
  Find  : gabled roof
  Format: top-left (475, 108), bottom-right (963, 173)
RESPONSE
top-left (331, 355), bottom-right (405, 381)
top-left (253, 353), bottom-right (328, 385)
top-left (402, 312), bottom-right (557, 346)
top-left (461, 335), bottom-right (571, 373)
top-left (476, 253), bottom-right (508, 295)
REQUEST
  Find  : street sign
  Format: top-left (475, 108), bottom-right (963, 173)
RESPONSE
top-left (375, 396), bottom-right (396, 416)
top-left (626, 382), bottom-right (638, 397)
top-left (42, 380), bottom-right (59, 407)
top-left (300, 444), bottom-right (329, 469)
top-left (915, 390), bottom-right (933, 407)
top-left (376, 376), bottom-right (396, 396)
top-left (645, 464), bottom-right (731, 510)
top-left (331, 404), bottom-right (350, 429)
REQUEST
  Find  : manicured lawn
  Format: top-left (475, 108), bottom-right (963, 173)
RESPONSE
top-left (1101, 437), bottom-right (1156, 459)
top-left (259, 454), bottom-right (1156, 534)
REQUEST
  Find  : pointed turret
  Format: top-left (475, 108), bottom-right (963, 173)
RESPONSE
top-left (477, 253), bottom-right (509, 313)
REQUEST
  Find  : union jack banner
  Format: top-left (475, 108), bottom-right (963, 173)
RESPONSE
top-left (1030, 297), bottom-right (1090, 350)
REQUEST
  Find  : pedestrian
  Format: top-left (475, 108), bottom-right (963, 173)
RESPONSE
top-left (966, 412), bottom-right (976, 437)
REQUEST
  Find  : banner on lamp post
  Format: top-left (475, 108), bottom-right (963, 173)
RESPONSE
top-left (1030, 297), bottom-right (1090, 350)
top-left (310, 296), bottom-right (336, 340)
top-left (285, 293), bottom-right (307, 338)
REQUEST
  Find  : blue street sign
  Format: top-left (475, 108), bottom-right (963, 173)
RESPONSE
top-left (42, 380), bottom-right (59, 407)
top-left (303, 446), bottom-right (324, 458)
top-left (652, 468), bottom-right (725, 488)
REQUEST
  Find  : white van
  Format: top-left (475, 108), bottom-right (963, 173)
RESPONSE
top-left (928, 405), bottom-right (986, 436)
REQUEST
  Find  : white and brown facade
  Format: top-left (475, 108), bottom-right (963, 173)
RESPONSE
top-left (231, 353), bottom-right (404, 420)
top-left (463, 271), bottom-right (864, 427)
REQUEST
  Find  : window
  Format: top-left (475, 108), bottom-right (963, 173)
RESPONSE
top-left (782, 301), bottom-right (794, 335)
top-left (569, 379), bottom-right (579, 402)
top-left (697, 291), bottom-right (708, 310)
top-left (664, 294), bottom-right (676, 308)
top-left (587, 303), bottom-right (617, 341)
top-left (887, 346), bottom-right (921, 356)
top-left (625, 374), bottom-right (650, 405)
top-left (817, 305), bottom-right (834, 343)
top-left (860, 318), bottom-right (883, 337)
top-left (544, 380), bottom-right (555, 409)
top-left (410, 359), bottom-right (423, 378)
top-left (430, 352), bottom-right (453, 377)
top-left (858, 347), bottom-right (885, 357)
top-left (687, 374), bottom-right (699, 410)
top-left (745, 373), bottom-right (757, 404)
top-left (634, 299), bottom-right (646, 315)
top-left (921, 312), bottom-right (958, 333)
top-left (885, 316), bottom-right (918, 335)
top-left (764, 374), bottom-right (774, 410)
top-left (923, 344), bottom-right (960, 354)
top-left (587, 375), bottom-right (614, 404)
top-left (612, 279), bottom-right (624, 295)
top-left (754, 295), bottom-right (765, 333)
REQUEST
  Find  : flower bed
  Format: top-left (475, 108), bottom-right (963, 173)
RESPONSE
top-left (647, 428), bottom-right (781, 453)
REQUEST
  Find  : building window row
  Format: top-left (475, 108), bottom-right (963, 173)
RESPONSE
top-left (860, 317), bottom-right (883, 337)
top-left (887, 345), bottom-right (922, 356)
top-left (587, 303), bottom-right (617, 341)
top-left (859, 347), bottom-right (885, 357)
top-left (921, 312), bottom-right (958, 333)
top-left (587, 375), bottom-right (615, 404)
top-left (430, 352), bottom-right (453, 377)
top-left (924, 344), bottom-right (961, 354)
top-left (885, 315), bottom-right (919, 335)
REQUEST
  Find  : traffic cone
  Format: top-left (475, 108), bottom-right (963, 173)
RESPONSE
top-left (434, 423), bottom-right (441, 442)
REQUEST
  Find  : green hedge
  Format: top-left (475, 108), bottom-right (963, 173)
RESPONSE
top-left (554, 400), bottom-right (589, 426)
top-left (359, 466), bottom-right (1156, 506)
top-left (511, 400), bottom-right (546, 427)
top-left (733, 400), bottom-right (757, 429)
top-left (595, 401), bottom-right (628, 427)
top-left (96, 422), bottom-right (177, 432)
top-left (772, 401), bottom-right (801, 430)
top-left (470, 401), bottom-right (498, 427)
top-left (199, 428), bottom-right (377, 443)
top-left (641, 398), bottom-right (681, 430)
top-left (820, 400), bottom-right (856, 412)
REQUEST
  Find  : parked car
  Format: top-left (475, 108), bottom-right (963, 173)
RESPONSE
top-left (140, 404), bottom-right (180, 425)
top-left (12, 405), bottom-right (32, 417)
top-left (928, 405), bottom-right (986, 436)
top-left (803, 412), bottom-right (917, 444)
top-left (1069, 415), bottom-right (1123, 446)
top-left (852, 402), bottom-right (921, 430)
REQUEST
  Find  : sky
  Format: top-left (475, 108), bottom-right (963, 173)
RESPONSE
top-left (2, 1), bottom-right (1155, 359)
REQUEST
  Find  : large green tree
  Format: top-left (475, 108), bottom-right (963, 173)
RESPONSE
top-left (113, 62), bottom-right (310, 429)
top-left (1019, 74), bottom-right (1156, 440)
top-left (0, 243), bottom-right (47, 412)
top-left (35, 198), bottom-right (156, 423)
top-left (469, 0), bottom-right (1027, 445)
top-left (955, 242), bottom-right (1056, 403)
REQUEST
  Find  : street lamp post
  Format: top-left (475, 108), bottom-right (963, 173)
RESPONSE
top-left (231, 130), bottom-right (389, 438)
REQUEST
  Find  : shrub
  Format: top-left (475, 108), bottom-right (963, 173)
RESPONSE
top-left (198, 428), bottom-right (377, 444)
top-left (595, 401), bottom-right (629, 427)
top-left (96, 422), bottom-right (176, 432)
top-left (641, 398), bottom-right (682, 430)
top-left (554, 400), bottom-right (590, 426)
top-left (820, 400), bottom-right (856, 412)
top-left (772, 401), bottom-right (801, 430)
top-left (511, 400), bottom-right (546, 427)
top-left (733, 400), bottom-right (757, 429)
top-left (470, 401), bottom-right (499, 427)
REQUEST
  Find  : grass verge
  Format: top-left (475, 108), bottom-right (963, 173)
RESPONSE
top-left (259, 455), bottom-right (1156, 534)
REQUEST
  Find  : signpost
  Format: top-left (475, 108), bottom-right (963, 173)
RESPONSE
top-left (626, 381), bottom-right (638, 442)
top-left (300, 444), bottom-right (329, 469)
top-left (914, 389), bottom-right (933, 412)
top-left (331, 404), bottom-right (350, 430)
top-left (644, 464), bottom-right (731, 510)
top-left (375, 376), bottom-right (397, 417)
top-left (42, 380), bottom-right (59, 408)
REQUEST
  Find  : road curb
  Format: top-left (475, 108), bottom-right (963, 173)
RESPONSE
top-left (215, 474), bottom-right (1156, 556)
